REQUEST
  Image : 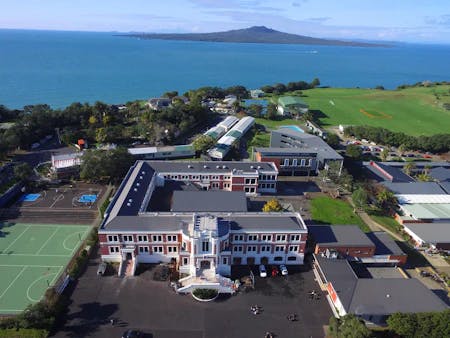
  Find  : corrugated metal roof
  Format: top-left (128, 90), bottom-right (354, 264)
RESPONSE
top-left (403, 223), bottom-right (450, 244)
top-left (400, 203), bottom-right (450, 219)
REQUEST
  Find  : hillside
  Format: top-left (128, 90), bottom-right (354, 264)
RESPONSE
top-left (123, 26), bottom-right (386, 47)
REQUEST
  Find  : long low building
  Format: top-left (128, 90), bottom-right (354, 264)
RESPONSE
top-left (402, 223), bottom-right (450, 250)
top-left (98, 160), bottom-right (307, 292)
top-left (128, 145), bottom-right (195, 160)
top-left (254, 127), bottom-right (343, 176)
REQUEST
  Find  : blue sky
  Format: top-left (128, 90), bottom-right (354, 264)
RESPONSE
top-left (1, 0), bottom-right (450, 43)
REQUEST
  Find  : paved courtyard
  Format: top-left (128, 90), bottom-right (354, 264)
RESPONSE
top-left (52, 253), bottom-right (331, 338)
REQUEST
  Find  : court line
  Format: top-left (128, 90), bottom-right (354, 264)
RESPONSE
top-left (0, 309), bottom-right (23, 313)
top-left (36, 227), bottom-right (60, 255)
top-left (0, 264), bottom-right (63, 268)
top-left (0, 266), bottom-right (27, 300)
top-left (27, 271), bottom-right (59, 302)
top-left (62, 231), bottom-right (87, 252)
top-left (0, 253), bottom-right (71, 257)
top-left (72, 227), bottom-right (90, 255)
top-left (1, 226), bottom-right (30, 253)
top-left (50, 194), bottom-right (64, 208)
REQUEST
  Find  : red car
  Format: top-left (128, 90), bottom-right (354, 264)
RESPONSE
top-left (271, 266), bottom-right (279, 277)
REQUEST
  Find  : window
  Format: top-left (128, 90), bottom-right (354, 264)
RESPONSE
top-left (224, 183), bottom-right (230, 188)
top-left (138, 246), bottom-right (149, 254)
top-left (275, 246), bottom-right (284, 252)
top-left (307, 159), bottom-right (312, 167)
top-left (167, 235), bottom-right (177, 242)
top-left (183, 257), bottom-right (189, 265)
top-left (287, 256), bottom-right (297, 261)
top-left (290, 235), bottom-right (300, 241)
top-left (224, 176), bottom-right (231, 180)
top-left (202, 241), bottom-right (209, 252)
top-left (234, 235), bottom-right (244, 241)
top-left (247, 235), bottom-right (258, 241)
top-left (292, 159), bottom-right (298, 166)
top-left (152, 235), bottom-right (162, 242)
top-left (300, 159), bottom-right (306, 166)
top-left (261, 245), bottom-right (271, 252)
top-left (244, 187), bottom-right (255, 193)
top-left (168, 246), bottom-right (178, 253)
top-left (153, 246), bottom-right (163, 253)
top-left (107, 235), bottom-right (118, 242)
top-left (211, 175), bottom-right (219, 180)
top-left (192, 175), bottom-right (200, 180)
top-left (260, 183), bottom-right (266, 189)
top-left (137, 235), bottom-right (148, 242)
top-left (233, 246), bottom-right (243, 252)
top-left (222, 257), bottom-right (228, 265)
top-left (122, 235), bottom-right (133, 242)
top-left (283, 159), bottom-right (289, 166)
top-left (201, 175), bottom-right (209, 180)
top-left (109, 246), bottom-right (119, 254)
top-left (244, 178), bottom-right (256, 185)
top-left (212, 182), bottom-right (220, 188)
top-left (276, 235), bottom-right (286, 241)
top-left (261, 235), bottom-right (271, 241)
top-left (289, 246), bottom-right (298, 252)
top-left (182, 242), bottom-right (187, 250)
top-left (274, 256), bottom-right (283, 261)
top-left (247, 246), bottom-right (257, 252)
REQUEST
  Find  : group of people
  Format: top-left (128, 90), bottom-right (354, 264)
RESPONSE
top-left (308, 290), bottom-right (321, 300)
top-left (250, 304), bottom-right (261, 315)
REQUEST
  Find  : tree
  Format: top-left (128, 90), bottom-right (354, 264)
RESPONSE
top-left (262, 198), bottom-right (283, 212)
top-left (162, 91), bottom-right (178, 99)
top-left (247, 104), bottom-right (263, 117)
top-left (328, 315), bottom-right (372, 338)
top-left (352, 187), bottom-right (368, 210)
top-left (326, 133), bottom-right (340, 149)
top-left (192, 134), bottom-right (215, 154)
top-left (416, 173), bottom-right (432, 182)
top-left (403, 162), bottom-right (416, 176)
top-left (346, 144), bottom-right (362, 159)
top-left (80, 148), bottom-right (134, 182)
top-left (387, 310), bottom-right (450, 338)
top-left (266, 103), bottom-right (278, 120)
top-left (14, 163), bottom-right (32, 181)
top-left (310, 78), bottom-right (321, 88)
top-left (95, 127), bottom-right (107, 144)
top-left (375, 85), bottom-right (385, 90)
top-left (380, 148), bottom-right (389, 161)
top-left (376, 187), bottom-right (398, 211)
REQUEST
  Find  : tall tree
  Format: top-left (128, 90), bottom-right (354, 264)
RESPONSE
top-left (346, 144), bottom-right (363, 160)
top-left (192, 134), bottom-right (215, 154)
top-left (262, 199), bottom-right (283, 212)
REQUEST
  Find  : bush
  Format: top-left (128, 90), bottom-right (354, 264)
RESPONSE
top-left (192, 288), bottom-right (218, 300)
top-left (0, 329), bottom-right (48, 338)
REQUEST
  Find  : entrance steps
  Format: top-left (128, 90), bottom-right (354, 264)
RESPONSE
top-left (177, 273), bottom-right (235, 294)
top-left (119, 258), bottom-right (135, 277)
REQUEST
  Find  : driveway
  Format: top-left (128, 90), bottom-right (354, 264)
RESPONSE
top-left (52, 253), bottom-right (331, 338)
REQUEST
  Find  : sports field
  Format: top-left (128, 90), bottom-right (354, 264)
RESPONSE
top-left (300, 86), bottom-right (450, 136)
top-left (0, 222), bottom-right (89, 314)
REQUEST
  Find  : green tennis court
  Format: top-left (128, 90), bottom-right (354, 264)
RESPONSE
top-left (0, 222), bottom-right (90, 314)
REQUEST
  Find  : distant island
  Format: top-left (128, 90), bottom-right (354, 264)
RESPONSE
top-left (122, 26), bottom-right (387, 47)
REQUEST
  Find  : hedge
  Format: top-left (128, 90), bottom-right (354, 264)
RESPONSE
top-left (0, 328), bottom-right (48, 337)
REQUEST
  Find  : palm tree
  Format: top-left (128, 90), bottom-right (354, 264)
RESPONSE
top-left (403, 162), bottom-right (416, 176)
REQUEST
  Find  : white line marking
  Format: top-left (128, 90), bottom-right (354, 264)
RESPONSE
top-left (0, 309), bottom-right (23, 312)
top-left (1, 226), bottom-right (30, 253)
top-left (63, 231), bottom-right (86, 252)
top-left (71, 228), bottom-right (89, 255)
top-left (27, 271), bottom-right (58, 302)
top-left (36, 227), bottom-right (59, 255)
top-left (0, 264), bottom-right (63, 268)
top-left (50, 194), bottom-right (64, 208)
top-left (0, 266), bottom-right (27, 300)
top-left (0, 253), bottom-right (71, 257)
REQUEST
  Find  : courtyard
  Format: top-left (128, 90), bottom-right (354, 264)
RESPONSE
top-left (52, 253), bottom-right (331, 338)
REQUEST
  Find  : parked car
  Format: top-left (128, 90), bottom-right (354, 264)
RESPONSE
top-left (122, 330), bottom-right (142, 338)
top-left (279, 264), bottom-right (288, 276)
top-left (259, 264), bottom-right (267, 278)
top-left (97, 262), bottom-right (107, 276)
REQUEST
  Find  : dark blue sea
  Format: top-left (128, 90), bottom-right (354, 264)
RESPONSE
top-left (1, 29), bottom-right (450, 109)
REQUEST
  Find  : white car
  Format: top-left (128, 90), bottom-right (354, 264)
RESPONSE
top-left (279, 264), bottom-right (288, 276)
top-left (259, 264), bottom-right (267, 278)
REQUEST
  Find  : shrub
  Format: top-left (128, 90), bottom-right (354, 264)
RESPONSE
top-left (192, 288), bottom-right (218, 300)
top-left (0, 329), bottom-right (48, 338)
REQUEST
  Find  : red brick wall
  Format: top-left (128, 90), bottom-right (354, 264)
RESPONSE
top-left (98, 234), bottom-right (107, 242)
top-left (390, 254), bottom-right (408, 265)
top-left (100, 245), bottom-right (109, 255)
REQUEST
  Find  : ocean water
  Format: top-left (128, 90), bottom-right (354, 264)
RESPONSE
top-left (1, 29), bottom-right (450, 109)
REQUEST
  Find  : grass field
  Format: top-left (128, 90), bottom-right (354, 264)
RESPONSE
top-left (300, 86), bottom-right (450, 136)
top-left (310, 196), bottom-right (370, 232)
top-left (0, 223), bottom-right (89, 314)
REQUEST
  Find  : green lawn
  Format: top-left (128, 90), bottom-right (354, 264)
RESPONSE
top-left (254, 117), bottom-right (304, 131)
top-left (370, 215), bottom-right (402, 235)
top-left (298, 86), bottom-right (450, 136)
top-left (310, 196), bottom-right (370, 232)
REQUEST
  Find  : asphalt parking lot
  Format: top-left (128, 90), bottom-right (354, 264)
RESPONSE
top-left (52, 253), bottom-right (331, 338)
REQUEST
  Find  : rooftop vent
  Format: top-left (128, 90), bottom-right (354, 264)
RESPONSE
top-left (257, 166), bottom-right (261, 169)
top-left (203, 165), bottom-right (208, 169)
top-left (136, 183), bottom-right (140, 186)
top-left (134, 188), bottom-right (137, 192)
top-left (139, 176), bottom-right (143, 179)
top-left (222, 165), bottom-right (227, 169)
top-left (128, 199), bottom-right (133, 202)
top-left (188, 165), bottom-right (193, 169)
top-left (127, 203), bottom-right (131, 207)
top-left (250, 165), bottom-right (254, 169)
top-left (141, 171), bottom-right (146, 175)
top-left (216, 165), bottom-right (220, 169)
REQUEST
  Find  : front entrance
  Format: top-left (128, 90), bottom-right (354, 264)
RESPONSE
top-left (247, 257), bottom-right (255, 265)
top-left (261, 257), bottom-right (269, 265)
top-left (233, 257), bottom-right (242, 265)
top-left (126, 252), bottom-right (132, 260)
top-left (200, 260), bottom-right (211, 269)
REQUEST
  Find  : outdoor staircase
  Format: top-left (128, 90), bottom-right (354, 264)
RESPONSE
top-left (120, 258), bottom-right (135, 277)
top-left (176, 271), bottom-right (235, 294)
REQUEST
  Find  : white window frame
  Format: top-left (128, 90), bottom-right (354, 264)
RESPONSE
top-left (122, 235), bottom-right (133, 243)
top-left (202, 241), bottom-right (209, 252)
top-left (276, 235), bottom-right (286, 242)
top-left (261, 245), bottom-right (271, 252)
top-left (167, 235), bottom-right (177, 242)
top-left (290, 235), bottom-right (300, 241)
top-left (168, 246), bottom-right (178, 253)
top-left (107, 235), bottom-right (119, 243)
top-left (261, 235), bottom-right (272, 241)
top-left (233, 245), bottom-right (243, 252)
top-left (289, 245), bottom-right (298, 252)
top-left (222, 257), bottom-right (228, 265)
top-left (292, 159), bottom-right (298, 166)
top-left (138, 246), bottom-right (149, 254)
top-left (153, 246), bottom-right (163, 253)
top-left (109, 246), bottom-right (120, 254)
top-left (234, 235), bottom-right (244, 241)
top-left (300, 159), bottom-right (306, 166)
top-left (284, 159), bottom-right (289, 166)
top-left (275, 246), bottom-right (284, 252)
top-left (183, 257), bottom-right (189, 265)
top-left (152, 235), bottom-right (162, 242)
top-left (247, 246), bottom-right (257, 252)
top-left (137, 235), bottom-right (148, 242)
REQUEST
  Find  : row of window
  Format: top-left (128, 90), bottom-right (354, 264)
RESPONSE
top-left (233, 245), bottom-right (299, 252)
top-left (282, 158), bottom-right (312, 167)
top-left (233, 234), bottom-right (301, 242)
top-left (259, 183), bottom-right (276, 189)
top-left (244, 178), bottom-right (257, 185)
top-left (165, 174), bottom-right (225, 180)
top-left (107, 235), bottom-right (178, 243)
top-left (108, 246), bottom-right (179, 255)
top-left (258, 174), bottom-right (276, 181)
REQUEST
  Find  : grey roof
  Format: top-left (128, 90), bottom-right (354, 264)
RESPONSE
top-left (104, 215), bottom-right (192, 232)
top-left (228, 214), bottom-right (306, 232)
top-left (315, 256), bottom-right (358, 310)
top-left (146, 160), bottom-right (277, 174)
top-left (349, 278), bottom-right (448, 315)
top-left (315, 256), bottom-right (448, 315)
top-left (309, 225), bottom-right (375, 247)
top-left (365, 162), bottom-right (415, 183)
top-left (366, 232), bottom-right (405, 256)
top-left (171, 191), bottom-right (247, 212)
top-left (270, 129), bottom-right (343, 162)
top-left (382, 182), bottom-right (446, 195)
top-left (439, 182), bottom-right (450, 194)
top-left (403, 223), bottom-right (450, 244)
top-left (254, 147), bottom-right (318, 157)
top-left (430, 167), bottom-right (450, 182)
